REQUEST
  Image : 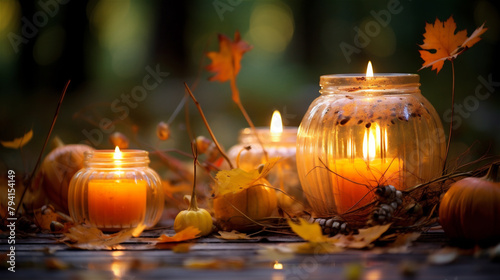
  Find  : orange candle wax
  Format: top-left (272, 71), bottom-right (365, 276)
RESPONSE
top-left (88, 179), bottom-right (147, 229)
top-left (331, 158), bottom-right (401, 214)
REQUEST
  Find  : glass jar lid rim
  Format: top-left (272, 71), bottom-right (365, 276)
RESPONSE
top-left (320, 73), bottom-right (419, 86)
top-left (84, 149), bottom-right (149, 158)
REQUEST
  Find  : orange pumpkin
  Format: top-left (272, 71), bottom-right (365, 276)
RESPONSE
top-left (41, 144), bottom-right (94, 213)
top-left (213, 178), bottom-right (277, 231)
top-left (439, 163), bottom-right (500, 246)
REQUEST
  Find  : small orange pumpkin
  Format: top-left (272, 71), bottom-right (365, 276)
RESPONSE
top-left (439, 163), bottom-right (500, 246)
top-left (213, 178), bottom-right (277, 232)
top-left (41, 143), bottom-right (93, 213)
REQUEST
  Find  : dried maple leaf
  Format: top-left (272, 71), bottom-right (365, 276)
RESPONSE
top-left (206, 31), bottom-right (253, 83)
top-left (156, 226), bottom-right (200, 243)
top-left (216, 230), bottom-right (256, 240)
top-left (332, 223), bottom-right (392, 249)
top-left (419, 16), bottom-right (487, 73)
top-left (62, 224), bottom-right (144, 250)
top-left (1, 129), bottom-right (33, 149)
top-left (214, 158), bottom-right (279, 196)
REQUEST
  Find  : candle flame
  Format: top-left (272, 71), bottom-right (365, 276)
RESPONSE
top-left (363, 123), bottom-right (380, 161)
top-left (366, 61), bottom-right (374, 77)
top-left (114, 146), bottom-right (122, 160)
top-left (270, 110), bottom-right (283, 134)
top-left (273, 261), bottom-right (283, 270)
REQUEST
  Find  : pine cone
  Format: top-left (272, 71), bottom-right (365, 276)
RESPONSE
top-left (368, 185), bottom-right (403, 226)
top-left (309, 217), bottom-right (349, 235)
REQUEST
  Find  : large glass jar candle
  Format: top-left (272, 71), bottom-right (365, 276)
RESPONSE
top-left (68, 148), bottom-right (164, 231)
top-left (296, 73), bottom-right (445, 217)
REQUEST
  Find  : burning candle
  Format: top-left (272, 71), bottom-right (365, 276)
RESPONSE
top-left (68, 147), bottom-right (164, 231)
top-left (296, 61), bottom-right (445, 216)
top-left (87, 147), bottom-right (147, 229)
top-left (228, 111), bottom-right (307, 213)
top-left (331, 123), bottom-right (402, 213)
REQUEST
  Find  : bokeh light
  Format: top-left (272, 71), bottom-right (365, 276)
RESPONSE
top-left (249, 1), bottom-right (294, 54)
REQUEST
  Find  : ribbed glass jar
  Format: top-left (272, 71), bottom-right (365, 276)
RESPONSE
top-left (227, 127), bottom-right (307, 212)
top-left (296, 74), bottom-right (445, 217)
top-left (68, 149), bottom-right (164, 231)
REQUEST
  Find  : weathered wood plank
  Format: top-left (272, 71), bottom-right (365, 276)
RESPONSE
top-left (2, 232), bottom-right (500, 280)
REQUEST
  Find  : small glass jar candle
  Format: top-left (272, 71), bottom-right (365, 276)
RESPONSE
top-left (68, 148), bottom-right (164, 231)
top-left (227, 111), bottom-right (307, 213)
top-left (296, 73), bottom-right (445, 217)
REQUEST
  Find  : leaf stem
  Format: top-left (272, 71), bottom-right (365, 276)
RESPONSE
top-left (189, 141), bottom-right (199, 210)
top-left (184, 82), bottom-right (234, 169)
top-left (230, 76), bottom-right (269, 162)
top-left (442, 60), bottom-right (455, 175)
top-left (17, 80), bottom-right (70, 215)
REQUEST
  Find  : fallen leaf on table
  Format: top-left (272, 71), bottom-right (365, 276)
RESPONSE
top-left (286, 218), bottom-right (343, 254)
top-left (172, 243), bottom-right (194, 253)
top-left (333, 223), bottom-right (392, 249)
top-left (183, 257), bottom-right (245, 270)
top-left (288, 242), bottom-right (344, 255)
top-left (1, 129), bottom-right (33, 149)
top-left (287, 218), bottom-right (330, 243)
top-left (428, 247), bottom-right (459, 265)
top-left (62, 224), bottom-right (145, 250)
top-left (156, 226), bottom-right (200, 243)
top-left (419, 16), bottom-right (487, 73)
top-left (257, 245), bottom-right (295, 261)
top-left (386, 232), bottom-right (421, 253)
top-left (216, 230), bottom-right (256, 240)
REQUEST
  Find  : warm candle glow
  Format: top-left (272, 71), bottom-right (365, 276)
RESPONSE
top-left (273, 261), bottom-right (283, 270)
top-left (362, 123), bottom-right (381, 161)
top-left (270, 110), bottom-right (283, 134)
top-left (114, 146), bottom-right (122, 160)
top-left (366, 61), bottom-right (374, 77)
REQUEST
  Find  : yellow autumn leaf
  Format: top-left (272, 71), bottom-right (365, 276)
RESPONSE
top-left (183, 257), bottom-right (245, 270)
top-left (214, 157), bottom-right (279, 196)
top-left (287, 218), bottom-right (330, 243)
top-left (288, 242), bottom-right (344, 255)
top-left (1, 129), bottom-right (33, 149)
top-left (216, 230), bottom-right (256, 240)
top-left (157, 226), bottom-right (200, 243)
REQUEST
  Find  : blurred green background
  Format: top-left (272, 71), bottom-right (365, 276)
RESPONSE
top-left (1, 0), bottom-right (499, 171)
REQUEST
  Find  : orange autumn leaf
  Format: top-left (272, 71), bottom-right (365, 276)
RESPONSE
top-left (419, 16), bottom-right (487, 73)
top-left (156, 226), bottom-right (200, 243)
top-left (1, 129), bottom-right (33, 149)
top-left (206, 31), bottom-right (252, 83)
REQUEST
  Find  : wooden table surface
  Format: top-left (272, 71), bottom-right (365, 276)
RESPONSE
top-left (1, 229), bottom-right (500, 280)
